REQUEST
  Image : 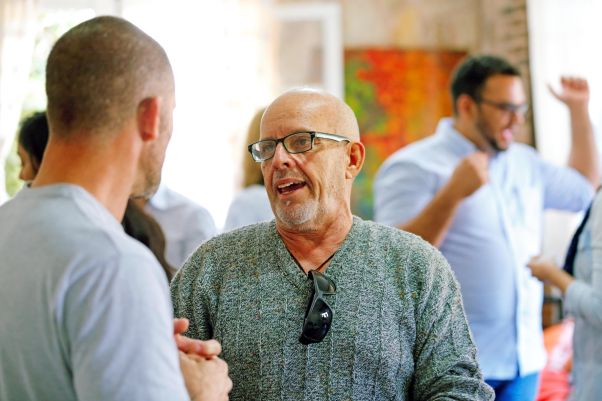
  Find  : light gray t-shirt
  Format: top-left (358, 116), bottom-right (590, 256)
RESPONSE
top-left (0, 184), bottom-right (189, 401)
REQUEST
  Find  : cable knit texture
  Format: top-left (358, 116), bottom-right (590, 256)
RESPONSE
top-left (171, 217), bottom-right (494, 401)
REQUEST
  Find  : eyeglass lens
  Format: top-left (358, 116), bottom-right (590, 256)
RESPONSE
top-left (251, 132), bottom-right (313, 161)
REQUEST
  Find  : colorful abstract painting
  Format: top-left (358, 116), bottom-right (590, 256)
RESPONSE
top-left (345, 48), bottom-right (466, 219)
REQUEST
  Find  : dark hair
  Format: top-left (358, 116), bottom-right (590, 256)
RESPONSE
top-left (122, 200), bottom-right (175, 281)
top-left (450, 55), bottom-right (521, 114)
top-left (17, 111), bottom-right (49, 173)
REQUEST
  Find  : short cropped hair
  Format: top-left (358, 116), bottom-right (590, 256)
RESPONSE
top-left (450, 55), bottom-right (521, 114)
top-left (46, 16), bottom-right (173, 137)
top-left (17, 111), bottom-right (49, 173)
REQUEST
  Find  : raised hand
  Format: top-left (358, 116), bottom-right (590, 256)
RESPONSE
top-left (447, 152), bottom-right (489, 200)
top-left (548, 76), bottom-right (590, 110)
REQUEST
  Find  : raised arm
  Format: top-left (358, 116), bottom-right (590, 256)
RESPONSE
top-left (549, 77), bottom-right (599, 188)
top-left (375, 152), bottom-right (488, 247)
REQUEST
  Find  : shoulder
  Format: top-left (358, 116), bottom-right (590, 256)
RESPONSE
top-left (175, 221), bottom-right (272, 279)
top-left (55, 232), bottom-right (169, 330)
top-left (65, 232), bottom-right (165, 291)
top-left (348, 219), bottom-right (459, 299)
top-left (197, 221), bottom-right (271, 260)
top-left (352, 218), bottom-right (446, 263)
top-left (375, 135), bottom-right (456, 186)
top-left (380, 136), bottom-right (439, 168)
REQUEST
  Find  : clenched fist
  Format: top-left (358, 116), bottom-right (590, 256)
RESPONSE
top-left (447, 152), bottom-right (489, 199)
top-left (548, 76), bottom-right (590, 110)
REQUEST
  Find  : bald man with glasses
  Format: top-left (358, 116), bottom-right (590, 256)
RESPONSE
top-left (374, 55), bottom-right (598, 401)
top-left (171, 88), bottom-right (493, 400)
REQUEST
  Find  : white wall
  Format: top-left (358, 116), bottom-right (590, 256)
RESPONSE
top-left (528, 0), bottom-right (602, 261)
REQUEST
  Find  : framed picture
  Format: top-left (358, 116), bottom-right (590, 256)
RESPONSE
top-left (274, 2), bottom-right (343, 98)
top-left (345, 48), bottom-right (466, 218)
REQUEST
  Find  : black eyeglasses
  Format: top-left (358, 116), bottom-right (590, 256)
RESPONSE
top-left (476, 97), bottom-right (529, 116)
top-left (248, 131), bottom-right (350, 162)
top-left (299, 270), bottom-right (336, 345)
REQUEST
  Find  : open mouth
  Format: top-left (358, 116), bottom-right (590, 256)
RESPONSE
top-left (277, 181), bottom-right (306, 195)
top-left (501, 128), bottom-right (513, 142)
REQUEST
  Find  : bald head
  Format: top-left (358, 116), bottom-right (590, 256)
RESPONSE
top-left (46, 16), bottom-right (174, 137)
top-left (261, 88), bottom-right (360, 141)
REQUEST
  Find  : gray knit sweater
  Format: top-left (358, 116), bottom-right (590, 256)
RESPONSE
top-left (171, 217), bottom-right (494, 400)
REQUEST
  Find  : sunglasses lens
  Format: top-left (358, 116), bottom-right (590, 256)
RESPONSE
top-left (299, 298), bottom-right (333, 344)
top-left (310, 271), bottom-right (336, 294)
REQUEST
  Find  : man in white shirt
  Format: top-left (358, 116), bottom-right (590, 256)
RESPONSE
top-left (142, 185), bottom-right (218, 267)
top-left (374, 55), bottom-right (598, 401)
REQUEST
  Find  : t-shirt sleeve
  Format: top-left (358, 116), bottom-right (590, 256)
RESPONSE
top-left (539, 158), bottom-right (594, 211)
top-left (373, 160), bottom-right (437, 227)
top-left (564, 192), bottom-right (602, 327)
top-left (60, 252), bottom-right (189, 401)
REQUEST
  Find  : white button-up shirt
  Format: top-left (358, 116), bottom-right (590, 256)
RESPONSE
top-left (146, 186), bottom-right (218, 268)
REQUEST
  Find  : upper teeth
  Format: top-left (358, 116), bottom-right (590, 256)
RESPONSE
top-left (278, 182), bottom-right (297, 189)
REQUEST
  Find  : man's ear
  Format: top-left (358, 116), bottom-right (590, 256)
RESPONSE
top-left (345, 141), bottom-right (365, 179)
top-left (457, 94), bottom-right (477, 119)
top-left (137, 97), bottom-right (161, 142)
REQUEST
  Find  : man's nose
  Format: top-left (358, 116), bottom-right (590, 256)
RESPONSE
top-left (510, 109), bottom-right (525, 126)
top-left (271, 142), bottom-right (293, 168)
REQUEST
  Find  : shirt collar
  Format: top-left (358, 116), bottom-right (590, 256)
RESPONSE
top-left (18, 183), bottom-right (123, 231)
top-left (436, 117), bottom-right (506, 163)
top-left (148, 184), bottom-right (169, 210)
top-left (436, 117), bottom-right (479, 156)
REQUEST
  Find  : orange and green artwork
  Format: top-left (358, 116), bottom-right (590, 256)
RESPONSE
top-left (345, 48), bottom-right (466, 219)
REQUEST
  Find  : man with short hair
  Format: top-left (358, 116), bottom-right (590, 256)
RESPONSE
top-left (373, 55), bottom-right (599, 401)
top-left (0, 16), bottom-right (230, 401)
top-left (171, 88), bottom-right (494, 400)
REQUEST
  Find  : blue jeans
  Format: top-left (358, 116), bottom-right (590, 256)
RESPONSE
top-left (486, 372), bottom-right (540, 401)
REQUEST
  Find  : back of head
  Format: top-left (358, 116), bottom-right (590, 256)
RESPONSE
top-left (18, 111), bottom-right (49, 172)
top-left (450, 55), bottom-right (521, 114)
top-left (46, 16), bottom-right (174, 138)
top-left (242, 108), bottom-right (265, 188)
